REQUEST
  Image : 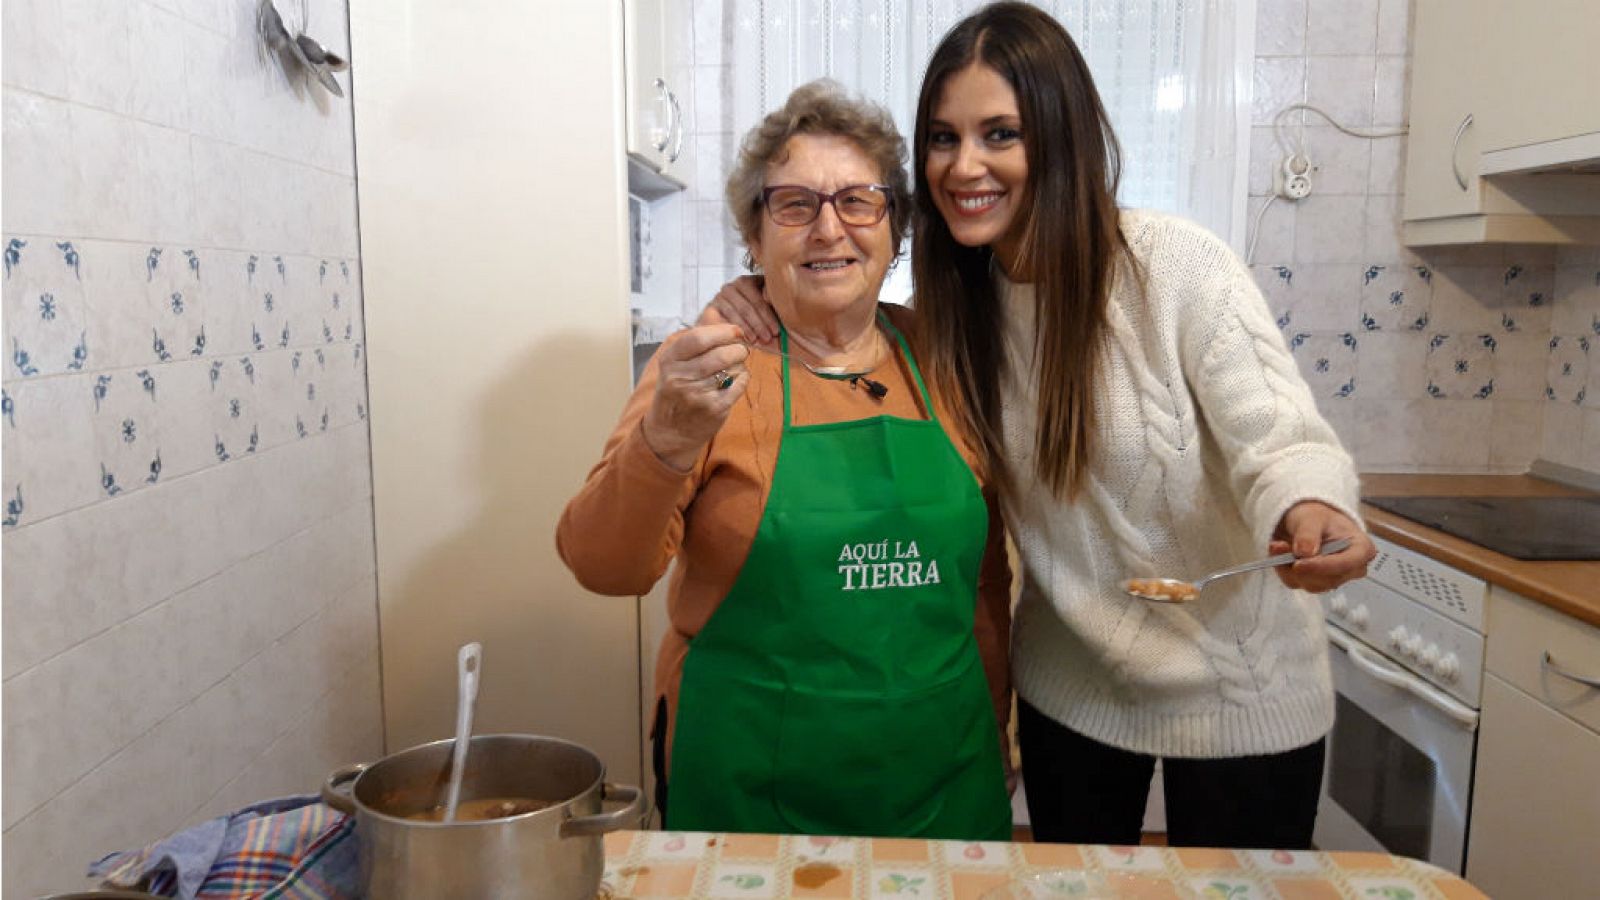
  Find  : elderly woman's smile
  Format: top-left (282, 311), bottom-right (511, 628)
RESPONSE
top-left (748, 134), bottom-right (894, 331)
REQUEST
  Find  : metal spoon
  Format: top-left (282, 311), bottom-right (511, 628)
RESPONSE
top-left (295, 33), bottom-right (348, 71)
top-left (745, 341), bottom-right (866, 378)
top-left (442, 642), bottom-right (482, 823)
top-left (286, 34), bottom-right (343, 97)
top-left (1121, 537), bottom-right (1354, 603)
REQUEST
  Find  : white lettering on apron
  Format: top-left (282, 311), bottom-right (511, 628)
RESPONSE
top-left (836, 539), bottom-right (943, 591)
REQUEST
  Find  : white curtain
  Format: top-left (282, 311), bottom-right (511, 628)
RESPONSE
top-left (728, 0), bottom-right (1254, 251)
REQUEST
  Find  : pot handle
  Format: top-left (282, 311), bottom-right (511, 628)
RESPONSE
top-left (560, 782), bottom-right (649, 838)
top-left (322, 762), bottom-right (368, 815)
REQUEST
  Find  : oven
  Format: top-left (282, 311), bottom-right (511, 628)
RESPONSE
top-left (1315, 537), bottom-right (1488, 874)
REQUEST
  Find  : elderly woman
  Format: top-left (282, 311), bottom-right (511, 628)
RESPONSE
top-left (556, 81), bottom-right (1012, 840)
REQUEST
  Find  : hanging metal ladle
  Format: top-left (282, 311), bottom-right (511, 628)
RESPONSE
top-left (256, 0), bottom-right (345, 97)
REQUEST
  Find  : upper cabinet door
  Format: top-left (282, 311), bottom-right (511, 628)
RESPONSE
top-left (623, 0), bottom-right (685, 182)
top-left (1473, 0), bottom-right (1600, 160)
top-left (1402, 0), bottom-right (1600, 244)
top-left (1402, 0), bottom-right (1489, 222)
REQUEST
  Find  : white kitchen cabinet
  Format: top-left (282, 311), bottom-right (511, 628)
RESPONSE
top-left (1465, 589), bottom-right (1600, 898)
top-left (623, 0), bottom-right (687, 184)
top-left (1403, 0), bottom-right (1600, 245)
top-left (1471, 2), bottom-right (1600, 175)
top-left (1484, 586), bottom-right (1600, 734)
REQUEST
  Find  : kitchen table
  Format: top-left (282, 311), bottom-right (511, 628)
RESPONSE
top-left (598, 831), bottom-right (1487, 899)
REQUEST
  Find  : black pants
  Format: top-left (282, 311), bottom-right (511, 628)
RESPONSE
top-left (651, 697), bottom-right (670, 828)
top-left (1017, 699), bottom-right (1325, 849)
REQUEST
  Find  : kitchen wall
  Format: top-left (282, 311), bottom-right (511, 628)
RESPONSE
top-left (1, 0), bottom-right (381, 894)
top-left (351, 0), bottom-right (644, 782)
top-left (1250, 0), bottom-right (1600, 475)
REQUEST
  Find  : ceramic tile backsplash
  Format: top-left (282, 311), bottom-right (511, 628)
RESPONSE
top-left (1, 0), bottom-right (379, 895)
top-left (1250, 0), bottom-right (1600, 475)
top-left (676, 0), bottom-right (744, 322)
top-left (1256, 0), bottom-right (1308, 57)
top-left (1307, 0), bottom-right (1378, 55)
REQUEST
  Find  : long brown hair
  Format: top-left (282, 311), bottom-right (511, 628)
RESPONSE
top-left (912, 2), bottom-right (1129, 500)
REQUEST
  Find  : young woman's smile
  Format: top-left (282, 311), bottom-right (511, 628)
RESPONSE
top-left (924, 63), bottom-right (1030, 271)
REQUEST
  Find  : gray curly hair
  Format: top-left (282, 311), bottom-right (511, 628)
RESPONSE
top-left (725, 80), bottom-right (911, 269)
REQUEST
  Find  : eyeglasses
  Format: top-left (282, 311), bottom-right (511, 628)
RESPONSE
top-left (760, 184), bottom-right (893, 227)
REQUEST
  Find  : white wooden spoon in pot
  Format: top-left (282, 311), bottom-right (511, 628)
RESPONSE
top-left (442, 641), bottom-right (482, 823)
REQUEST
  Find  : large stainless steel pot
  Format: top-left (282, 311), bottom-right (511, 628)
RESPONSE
top-left (322, 734), bottom-right (645, 899)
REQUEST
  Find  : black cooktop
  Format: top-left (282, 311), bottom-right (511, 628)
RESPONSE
top-left (1363, 495), bottom-right (1600, 560)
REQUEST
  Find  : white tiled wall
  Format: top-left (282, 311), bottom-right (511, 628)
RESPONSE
top-left (1, 0), bottom-right (381, 894)
top-left (663, 0), bottom-right (744, 324)
top-left (1250, 0), bottom-right (1600, 475)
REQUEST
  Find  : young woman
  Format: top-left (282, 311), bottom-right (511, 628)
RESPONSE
top-left (709, 2), bottom-right (1376, 849)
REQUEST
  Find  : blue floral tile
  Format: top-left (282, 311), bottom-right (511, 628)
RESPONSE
top-left (89, 371), bottom-right (164, 497)
top-left (192, 249), bottom-right (255, 357)
top-left (1288, 332), bottom-right (1358, 399)
top-left (1, 385), bottom-right (19, 527)
top-left (144, 245), bottom-right (207, 365)
top-left (337, 258), bottom-right (363, 345)
top-left (0, 373), bottom-right (100, 525)
top-left (1358, 263), bottom-right (1432, 332)
top-left (1496, 262), bottom-right (1555, 334)
top-left (1253, 265), bottom-right (1295, 331)
top-left (248, 252), bottom-right (294, 358)
top-left (1425, 334), bottom-right (1497, 399)
top-left (1546, 335), bottom-right (1590, 405)
top-left (2, 236), bottom-right (92, 378)
top-left (250, 349), bottom-right (299, 449)
top-left (290, 343), bottom-right (330, 437)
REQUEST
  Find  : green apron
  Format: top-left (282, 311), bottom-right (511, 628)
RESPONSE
top-left (667, 314), bottom-right (1011, 840)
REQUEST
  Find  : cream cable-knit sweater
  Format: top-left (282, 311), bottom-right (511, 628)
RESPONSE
top-left (1000, 210), bottom-right (1361, 759)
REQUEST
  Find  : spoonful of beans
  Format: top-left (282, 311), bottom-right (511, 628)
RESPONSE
top-left (1122, 538), bottom-right (1353, 603)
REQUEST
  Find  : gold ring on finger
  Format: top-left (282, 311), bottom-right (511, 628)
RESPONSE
top-left (713, 369), bottom-right (734, 390)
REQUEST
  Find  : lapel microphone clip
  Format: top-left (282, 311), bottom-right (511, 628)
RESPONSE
top-left (850, 375), bottom-right (889, 399)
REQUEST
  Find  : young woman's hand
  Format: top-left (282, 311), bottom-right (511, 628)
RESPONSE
top-left (640, 324), bottom-right (750, 471)
top-left (1269, 500), bottom-right (1377, 592)
top-left (700, 275), bottom-right (781, 350)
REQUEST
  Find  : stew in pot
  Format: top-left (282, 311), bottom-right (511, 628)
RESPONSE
top-left (404, 797), bottom-right (552, 822)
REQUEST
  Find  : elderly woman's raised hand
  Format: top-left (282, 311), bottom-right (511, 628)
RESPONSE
top-left (640, 323), bottom-right (751, 471)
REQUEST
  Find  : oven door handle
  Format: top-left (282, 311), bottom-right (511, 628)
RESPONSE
top-left (1328, 627), bottom-right (1480, 729)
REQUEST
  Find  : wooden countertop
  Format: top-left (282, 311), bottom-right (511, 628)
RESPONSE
top-left (1359, 474), bottom-right (1600, 628)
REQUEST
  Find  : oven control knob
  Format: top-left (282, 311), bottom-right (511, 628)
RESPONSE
top-left (1420, 643), bottom-right (1441, 667)
top-left (1388, 626), bottom-right (1408, 650)
top-left (1330, 595), bottom-right (1349, 616)
top-left (1350, 603), bottom-right (1370, 628)
top-left (1436, 653), bottom-right (1460, 682)
top-left (1401, 635), bottom-right (1424, 658)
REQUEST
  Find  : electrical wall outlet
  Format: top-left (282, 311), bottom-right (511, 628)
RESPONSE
top-left (1275, 154), bottom-right (1314, 201)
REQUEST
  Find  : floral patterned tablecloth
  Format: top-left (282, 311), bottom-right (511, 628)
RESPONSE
top-left (599, 831), bottom-right (1488, 900)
